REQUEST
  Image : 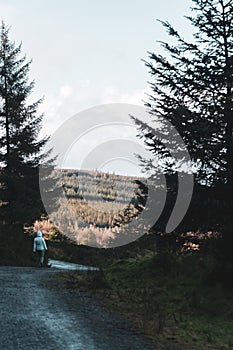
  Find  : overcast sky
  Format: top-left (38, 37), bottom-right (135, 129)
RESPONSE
top-left (0, 0), bottom-right (194, 175)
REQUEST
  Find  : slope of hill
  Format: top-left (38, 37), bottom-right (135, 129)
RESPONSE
top-left (45, 169), bottom-right (148, 248)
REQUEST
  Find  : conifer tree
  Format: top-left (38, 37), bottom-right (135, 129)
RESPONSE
top-left (0, 23), bottom-right (50, 226)
top-left (133, 0), bottom-right (233, 232)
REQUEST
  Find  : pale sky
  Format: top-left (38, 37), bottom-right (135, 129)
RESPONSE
top-left (0, 0), bottom-right (194, 175)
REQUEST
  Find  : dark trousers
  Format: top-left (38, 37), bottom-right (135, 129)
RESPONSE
top-left (36, 250), bottom-right (45, 265)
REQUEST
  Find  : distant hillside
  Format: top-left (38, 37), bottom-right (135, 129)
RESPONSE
top-left (46, 169), bottom-right (148, 248)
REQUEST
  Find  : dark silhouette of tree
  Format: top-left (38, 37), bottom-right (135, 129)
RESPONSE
top-left (0, 22), bottom-right (52, 226)
top-left (133, 0), bottom-right (233, 230)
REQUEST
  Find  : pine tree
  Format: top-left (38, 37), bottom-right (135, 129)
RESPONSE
top-left (133, 0), bottom-right (233, 232)
top-left (0, 22), bottom-right (50, 226)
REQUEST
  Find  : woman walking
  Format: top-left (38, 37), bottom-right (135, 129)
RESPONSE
top-left (33, 230), bottom-right (47, 267)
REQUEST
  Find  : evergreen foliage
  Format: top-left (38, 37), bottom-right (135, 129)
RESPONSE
top-left (133, 0), bottom-right (233, 233)
top-left (0, 23), bottom-right (51, 225)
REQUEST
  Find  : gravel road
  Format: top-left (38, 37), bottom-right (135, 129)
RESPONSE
top-left (0, 266), bottom-right (156, 350)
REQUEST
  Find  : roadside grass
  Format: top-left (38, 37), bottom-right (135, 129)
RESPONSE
top-left (61, 252), bottom-right (233, 350)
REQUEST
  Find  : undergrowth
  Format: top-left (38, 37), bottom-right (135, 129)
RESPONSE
top-left (62, 252), bottom-right (233, 350)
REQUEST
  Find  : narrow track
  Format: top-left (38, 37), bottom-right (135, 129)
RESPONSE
top-left (0, 266), bottom-right (156, 350)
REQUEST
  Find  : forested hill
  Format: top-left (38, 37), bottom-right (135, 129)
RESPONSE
top-left (60, 169), bottom-right (142, 204)
top-left (48, 169), bottom-right (147, 248)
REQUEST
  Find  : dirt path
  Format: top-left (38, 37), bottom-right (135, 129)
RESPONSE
top-left (0, 266), bottom-right (156, 350)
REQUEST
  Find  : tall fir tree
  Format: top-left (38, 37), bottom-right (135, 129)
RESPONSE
top-left (133, 0), bottom-right (233, 233)
top-left (0, 22), bottom-right (50, 226)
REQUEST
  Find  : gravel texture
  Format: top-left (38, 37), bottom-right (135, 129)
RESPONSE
top-left (0, 266), bottom-right (156, 350)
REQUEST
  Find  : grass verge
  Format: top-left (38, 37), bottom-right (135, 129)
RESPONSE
top-left (60, 252), bottom-right (233, 350)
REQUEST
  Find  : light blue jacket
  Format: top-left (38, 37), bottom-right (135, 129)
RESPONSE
top-left (33, 231), bottom-right (47, 252)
